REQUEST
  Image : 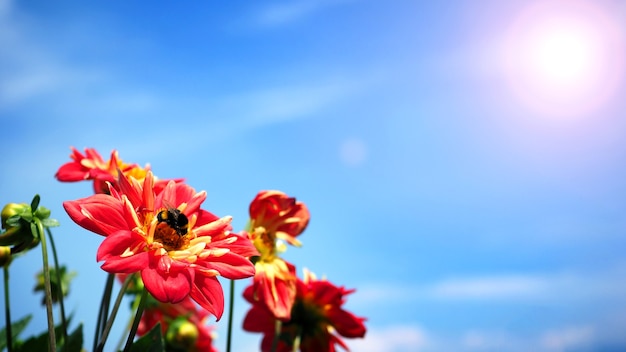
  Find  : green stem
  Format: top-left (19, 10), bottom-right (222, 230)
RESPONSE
top-left (271, 319), bottom-right (282, 352)
top-left (46, 228), bottom-right (68, 349)
top-left (292, 326), bottom-right (302, 352)
top-left (226, 279), bottom-right (235, 352)
top-left (95, 274), bottom-right (132, 352)
top-left (3, 265), bottom-right (12, 352)
top-left (35, 219), bottom-right (56, 351)
top-left (94, 273), bottom-right (115, 352)
top-left (123, 287), bottom-right (148, 352)
top-left (114, 294), bottom-right (140, 352)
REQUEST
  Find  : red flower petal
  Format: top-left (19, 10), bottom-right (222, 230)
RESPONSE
top-left (242, 304), bottom-right (274, 333)
top-left (201, 251), bottom-right (255, 280)
top-left (190, 275), bottom-right (224, 320)
top-left (97, 230), bottom-right (149, 272)
top-left (326, 308), bottom-right (367, 338)
top-left (63, 195), bottom-right (128, 237)
top-left (253, 259), bottom-right (296, 320)
top-left (142, 260), bottom-right (193, 304)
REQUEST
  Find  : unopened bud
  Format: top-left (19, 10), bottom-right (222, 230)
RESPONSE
top-left (0, 246), bottom-right (11, 267)
top-left (1, 203), bottom-right (29, 229)
top-left (165, 319), bottom-right (198, 350)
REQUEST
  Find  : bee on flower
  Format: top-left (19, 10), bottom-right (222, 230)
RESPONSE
top-left (63, 170), bottom-right (257, 319)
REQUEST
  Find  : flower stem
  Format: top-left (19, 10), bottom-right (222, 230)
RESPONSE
top-left (3, 265), bottom-right (12, 352)
top-left (271, 319), bottom-right (282, 352)
top-left (35, 219), bottom-right (56, 351)
top-left (122, 286), bottom-right (148, 352)
top-left (46, 228), bottom-right (68, 349)
top-left (226, 279), bottom-right (235, 352)
top-left (96, 274), bottom-right (131, 352)
top-left (94, 273), bottom-right (115, 352)
top-left (292, 326), bottom-right (302, 352)
top-left (114, 293), bottom-right (140, 352)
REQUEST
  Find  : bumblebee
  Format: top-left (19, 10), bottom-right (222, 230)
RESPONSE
top-left (157, 206), bottom-right (189, 236)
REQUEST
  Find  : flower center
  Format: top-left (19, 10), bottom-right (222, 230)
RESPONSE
top-left (283, 296), bottom-right (328, 339)
top-left (153, 222), bottom-right (190, 251)
top-left (252, 226), bottom-right (278, 260)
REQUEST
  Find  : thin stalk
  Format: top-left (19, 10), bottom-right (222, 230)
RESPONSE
top-left (93, 273), bottom-right (115, 352)
top-left (226, 279), bottom-right (235, 352)
top-left (35, 219), bottom-right (56, 351)
top-left (3, 266), bottom-right (12, 352)
top-left (271, 319), bottom-right (282, 352)
top-left (122, 287), bottom-right (148, 352)
top-left (45, 228), bottom-right (68, 348)
top-left (95, 274), bottom-right (132, 352)
top-left (292, 326), bottom-right (302, 352)
top-left (114, 295), bottom-right (140, 352)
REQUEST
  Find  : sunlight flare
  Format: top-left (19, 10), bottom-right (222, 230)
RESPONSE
top-left (502, 0), bottom-right (625, 118)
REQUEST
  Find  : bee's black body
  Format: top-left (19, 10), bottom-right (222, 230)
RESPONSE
top-left (157, 208), bottom-right (189, 236)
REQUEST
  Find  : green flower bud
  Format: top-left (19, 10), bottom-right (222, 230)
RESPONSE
top-left (1, 203), bottom-right (29, 229)
top-left (0, 246), bottom-right (12, 267)
top-left (1, 202), bottom-right (34, 249)
top-left (165, 318), bottom-right (198, 350)
top-left (0, 196), bottom-right (58, 254)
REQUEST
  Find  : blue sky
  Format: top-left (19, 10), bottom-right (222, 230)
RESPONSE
top-left (2, 0), bottom-right (626, 351)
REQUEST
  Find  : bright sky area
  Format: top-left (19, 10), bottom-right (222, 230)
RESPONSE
top-left (2, 0), bottom-right (626, 351)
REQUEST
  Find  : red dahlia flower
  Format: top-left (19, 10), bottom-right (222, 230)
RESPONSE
top-left (246, 191), bottom-right (310, 320)
top-left (249, 190), bottom-right (310, 248)
top-left (243, 270), bottom-right (366, 352)
top-left (63, 171), bottom-right (257, 319)
top-left (55, 146), bottom-right (179, 194)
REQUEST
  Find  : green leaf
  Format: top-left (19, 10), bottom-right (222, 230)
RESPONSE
top-left (41, 218), bottom-right (60, 228)
top-left (30, 195), bottom-right (40, 212)
top-left (15, 317), bottom-right (80, 352)
top-left (19, 212), bottom-right (32, 223)
top-left (15, 330), bottom-right (47, 352)
top-left (0, 315), bottom-right (32, 350)
top-left (127, 323), bottom-right (164, 352)
top-left (34, 206), bottom-right (51, 220)
top-left (62, 323), bottom-right (83, 352)
top-left (30, 222), bottom-right (39, 240)
top-left (5, 215), bottom-right (22, 228)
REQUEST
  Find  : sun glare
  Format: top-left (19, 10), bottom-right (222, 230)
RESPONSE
top-left (502, 0), bottom-right (625, 119)
top-left (528, 21), bottom-right (598, 87)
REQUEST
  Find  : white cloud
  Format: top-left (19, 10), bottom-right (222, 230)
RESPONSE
top-left (344, 324), bottom-right (601, 352)
top-left (460, 330), bottom-right (527, 351)
top-left (353, 264), bottom-right (626, 305)
top-left (540, 326), bottom-right (594, 351)
top-left (216, 79), bottom-right (360, 127)
top-left (0, 0), bottom-right (372, 173)
top-left (456, 328), bottom-right (596, 352)
top-left (0, 3), bottom-right (115, 112)
top-left (428, 275), bottom-right (547, 300)
top-left (347, 325), bottom-right (429, 352)
top-left (253, 0), bottom-right (351, 27)
top-left (256, 1), bottom-right (321, 27)
top-left (0, 0), bottom-right (367, 125)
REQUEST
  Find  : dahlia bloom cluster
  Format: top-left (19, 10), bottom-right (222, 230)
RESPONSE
top-left (241, 191), bottom-right (366, 351)
top-left (0, 147), bottom-right (366, 352)
top-left (243, 269), bottom-right (367, 352)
